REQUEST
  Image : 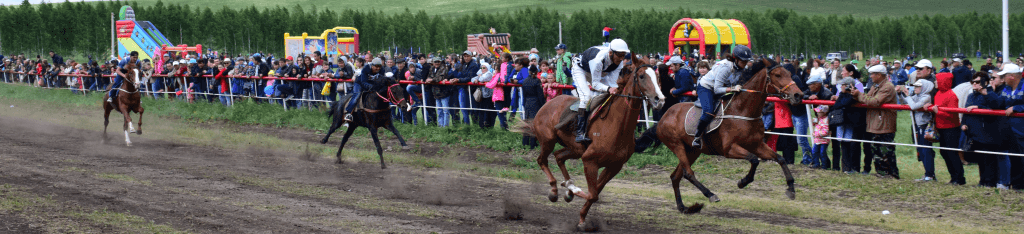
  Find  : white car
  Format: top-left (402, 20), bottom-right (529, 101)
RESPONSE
top-left (825, 53), bottom-right (843, 62)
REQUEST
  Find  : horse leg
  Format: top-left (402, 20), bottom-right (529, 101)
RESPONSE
top-left (103, 104), bottom-right (111, 144)
top-left (369, 128), bottom-right (387, 169)
top-left (535, 142), bottom-right (559, 202)
top-left (668, 146), bottom-right (712, 214)
top-left (737, 153), bottom-right (761, 189)
top-left (385, 124), bottom-right (409, 149)
top-left (120, 106), bottom-right (133, 146)
top-left (756, 143), bottom-right (796, 200)
top-left (321, 116), bottom-right (342, 144)
top-left (553, 149), bottom-right (576, 202)
top-left (135, 106), bottom-right (144, 135)
top-left (578, 164), bottom-right (622, 229)
top-left (335, 126), bottom-right (358, 164)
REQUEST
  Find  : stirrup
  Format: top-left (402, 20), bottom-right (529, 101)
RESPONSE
top-left (691, 137), bottom-right (702, 148)
top-left (107, 97), bottom-right (113, 102)
top-left (344, 113), bottom-right (354, 122)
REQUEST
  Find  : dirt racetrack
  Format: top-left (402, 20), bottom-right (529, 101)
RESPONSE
top-left (1, 89), bottom-right (1019, 233)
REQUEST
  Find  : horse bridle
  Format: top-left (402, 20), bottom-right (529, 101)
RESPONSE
top-left (612, 63), bottom-right (654, 100)
top-left (116, 69), bottom-right (142, 94)
top-left (374, 83), bottom-right (405, 105)
top-left (758, 64), bottom-right (796, 99)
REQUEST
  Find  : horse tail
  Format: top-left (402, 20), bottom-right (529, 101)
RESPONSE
top-left (634, 125), bottom-right (662, 153)
top-left (510, 117), bottom-right (536, 137)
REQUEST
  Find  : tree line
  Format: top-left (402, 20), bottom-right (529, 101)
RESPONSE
top-left (1, 0), bottom-right (1022, 59)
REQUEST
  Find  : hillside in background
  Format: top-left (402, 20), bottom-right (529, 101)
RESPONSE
top-left (121, 0), bottom-right (1023, 18)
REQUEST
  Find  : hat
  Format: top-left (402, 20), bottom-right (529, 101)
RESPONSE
top-left (555, 44), bottom-right (567, 50)
top-left (529, 53), bottom-right (539, 61)
top-left (668, 56), bottom-right (683, 65)
top-left (432, 57), bottom-right (442, 63)
top-left (912, 79), bottom-right (927, 87)
top-left (178, 59), bottom-right (187, 64)
top-left (805, 72), bottom-right (824, 84)
top-left (867, 65), bottom-right (886, 73)
top-left (286, 56), bottom-right (294, 61)
top-left (997, 63), bottom-right (1021, 75)
top-left (893, 60), bottom-right (902, 64)
top-left (371, 58), bottom-right (383, 66)
top-left (850, 60), bottom-right (859, 64)
top-left (462, 50), bottom-right (472, 55)
top-left (396, 58), bottom-right (406, 63)
top-left (915, 59), bottom-right (933, 68)
top-left (172, 61), bottom-right (180, 66)
top-left (952, 57), bottom-right (962, 62)
top-left (188, 59), bottom-right (197, 64)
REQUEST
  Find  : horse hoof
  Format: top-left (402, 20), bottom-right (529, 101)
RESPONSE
top-left (708, 194), bottom-right (721, 203)
top-left (786, 190), bottom-right (796, 200)
top-left (401, 145), bottom-right (411, 150)
top-left (564, 190), bottom-right (575, 203)
top-left (320, 138), bottom-right (329, 144)
top-left (548, 193), bottom-right (558, 203)
top-left (577, 219), bottom-right (601, 232)
top-left (136, 130), bottom-right (142, 135)
top-left (335, 159), bottom-right (344, 164)
top-left (682, 203), bottom-right (705, 214)
top-left (737, 179), bottom-right (751, 189)
top-left (126, 142), bottom-right (132, 147)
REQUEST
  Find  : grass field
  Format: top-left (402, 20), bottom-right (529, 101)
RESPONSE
top-left (2, 81), bottom-right (1023, 233)
top-left (123, 0), bottom-right (1023, 18)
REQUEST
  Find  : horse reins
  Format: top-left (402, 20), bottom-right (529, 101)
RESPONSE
top-left (374, 83), bottom-right (405, 104)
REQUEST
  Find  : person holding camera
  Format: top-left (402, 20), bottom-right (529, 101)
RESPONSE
top-left (853, 65), bottom-right (899, 179)
top-left (831, 65), bottom-right (865, 174)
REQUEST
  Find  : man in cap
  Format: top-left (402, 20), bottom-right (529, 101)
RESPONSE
top-left (451, 50), bottom-right (480, 125)
top-left (668, 56), bottom-right (694, 104)
top-left (554, 44), bottom-right (573, 95)
top-left (951, 57), bottom-right (972, 87)
top-left (342, 57), bottom-right (385, 123)
top-left (569, 38), bottom-right (631, 144)
top-left (914, 59), bottom-right (937, 95)
top-left (108, 51), bottom-right (141, 102)
top-left (991, 63), bottom-right (1024, 189)
top-left (853, 64), bottom-right (899, 179)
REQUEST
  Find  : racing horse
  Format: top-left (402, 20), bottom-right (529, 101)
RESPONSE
top-left (634, 58), bottom-right (804, 214)
top-left (516, 55), bottom-right (665, 230)
top-left (322, 78), bottom-right (411, 169)
top-left (102, 63), bottom-right (145, 146)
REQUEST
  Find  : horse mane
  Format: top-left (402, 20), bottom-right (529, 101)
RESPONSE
top-left (736, 58), bottom-right (776, 85)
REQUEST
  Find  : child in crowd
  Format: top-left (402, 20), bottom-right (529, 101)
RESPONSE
top-left (811, 105), bottom-right (831, 169)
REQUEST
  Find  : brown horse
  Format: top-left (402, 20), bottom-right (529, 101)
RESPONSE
top-left (102, 63), bottom-right (145, 146)
top-left (321, 78), bottom-right (411, 169)
top-left (635, 58), bottom-right (803, 214)
top-left (516, 56), bottom-right (665, 229)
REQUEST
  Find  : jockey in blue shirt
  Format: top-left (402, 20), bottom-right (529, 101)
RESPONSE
top-left (344, 57), bottom-right (383, 123)
top-left (108, 51), bottom-right (142, 102)
top-left (692, 45), bottom-right (753, 148)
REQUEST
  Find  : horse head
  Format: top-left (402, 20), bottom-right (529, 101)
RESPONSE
top-left (377, 77), bottom-right (410, 112)
top-left (123, 63), bottom-right (142, 91)
top-left (744, 58), bottom-right (804, 105)
top-left (617, 54), bottom-right (666, 110)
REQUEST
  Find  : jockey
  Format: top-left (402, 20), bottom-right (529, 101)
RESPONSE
top-left (570, 38), bottom-right (630, 143)
top-left (108, 51), bottom-right (141, 102)
top-left (344, 57), bottom-right (383, 123)
top-left (692, 45), bottom-right (753, 148)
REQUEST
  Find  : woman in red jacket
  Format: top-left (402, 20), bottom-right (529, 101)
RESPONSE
top-left (927, 72), bottom-right (965, 185)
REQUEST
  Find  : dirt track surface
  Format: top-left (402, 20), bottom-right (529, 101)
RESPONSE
top-left (0, 114), bottom-right (699, 233)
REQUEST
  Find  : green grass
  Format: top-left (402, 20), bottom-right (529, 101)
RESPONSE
top-left (120, 0), bottom-right (1022, 18)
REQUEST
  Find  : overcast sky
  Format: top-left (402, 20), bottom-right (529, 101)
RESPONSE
top-left (0, 0), bottom-right (102, 5)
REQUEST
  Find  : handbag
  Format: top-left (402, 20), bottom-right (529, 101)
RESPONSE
top-left (923, 120), bottom-right (940, 143)
top-left (321, 82), bottom-right (332, 95)
top-left (828, 108), bottom-right (845, 125)
top-left (473, 88), bottom-right (483, 102)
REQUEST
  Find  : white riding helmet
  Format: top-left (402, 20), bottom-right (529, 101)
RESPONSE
top-left (609, 39), bottom-right (630, 53)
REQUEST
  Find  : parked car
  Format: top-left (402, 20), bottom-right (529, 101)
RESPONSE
top-left (825, 52), bottom-right (848, 61)
top-left (951, 53), bottom-right (966, 59)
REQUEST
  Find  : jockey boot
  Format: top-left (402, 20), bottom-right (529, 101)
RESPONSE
top-left (574, 109), bottom-right (592, 144)
top-left (692, 116), bottom-right (713, 148)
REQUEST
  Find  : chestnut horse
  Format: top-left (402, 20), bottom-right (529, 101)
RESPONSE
top-left (102, 63), bottom-right (145, 146)
top-left (516, 56), bottom-right (665, 229)
top-left (636, 58), bottom-right (804, 213)
top-left (321, 78), bottom-right (411, 169)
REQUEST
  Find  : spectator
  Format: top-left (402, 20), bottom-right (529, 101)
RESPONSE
top-left (472, 61), bottom-right (495, 129)
top-left (554, 44), bottom-right (573, 95)
top-left (962, 72), bottom-right (1011, 189)
top-left (991, 64), bottom-right (1024, 190)
top-left (665, 56), bottom-right (690, 109)
top-left (426, 57), bottom-right (451, 127)
top-left (773, 90), bottom-right (797, 165)
top-left (811, 105), bottom-right (831, 169)
top-left (49, 51), bottom-right (64, 66)
top-left (832, 71), bottom-right (866, 174)
top-left (521, 65), bottom-right (545, 149)
top-left (452, 51), bottom-right (481, 125)
top-left (854, 65), bottom-right (899, 179)
top-left (538, 60), bottom-right (559, 101)
top-left (486, 53), bottom-right (513, 130)
top-left (928, 72), bottom-right (966, 185)
top-left (951, 58), bottom-right (972, 87)
top-left (899, 78), bottom-right (936, 181)
top-left (804, 72), bottom-right (834, 169)
top-left (333, 57), bottom-right (355, 108)
top-left (980, 58), bottom-right (996, 74)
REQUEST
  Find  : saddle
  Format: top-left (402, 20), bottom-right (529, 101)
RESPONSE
top-left (554, 93), bottom-right (610, 130)
top-left (683, 103), bottom-right (726, 136)
top-left (340, 92), bottom-right (376, 113)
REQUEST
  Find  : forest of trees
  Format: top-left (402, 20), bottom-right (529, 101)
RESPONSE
top-left (1, 0), bottom-right (1023, 59)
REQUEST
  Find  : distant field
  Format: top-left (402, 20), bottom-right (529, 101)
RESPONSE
top-left (125, 0), bottom-right (1021, 18)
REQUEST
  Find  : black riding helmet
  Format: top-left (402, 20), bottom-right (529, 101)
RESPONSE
top-left (732, 45), bottom-right (752, 61)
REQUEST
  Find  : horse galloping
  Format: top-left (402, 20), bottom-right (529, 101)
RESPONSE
top-left (516, 55), bottom-right (665, 229)
top-left (322, 78), bottom-right (411, 169)
top-left (102, 63), bottom-right (145, 146)
top-left (635, 58), bottom-right (804, 213)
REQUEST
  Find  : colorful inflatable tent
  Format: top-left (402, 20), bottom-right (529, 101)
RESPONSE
top-left (284, 27), bottom-right (360, 60)
top-left (116, 6), bottom-right (201, 71)
top-left (667, 18), bottom-right (751, 57)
